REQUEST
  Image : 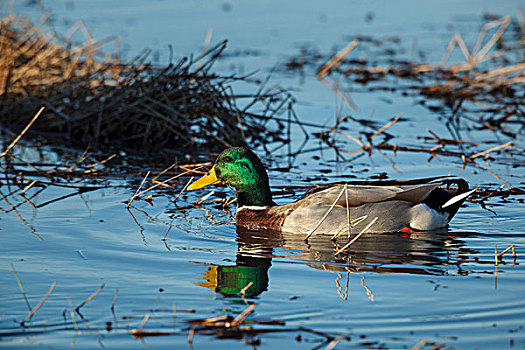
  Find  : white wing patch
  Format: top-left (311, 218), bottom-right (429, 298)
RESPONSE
top-left (442, 188), bottom-right (477, 208)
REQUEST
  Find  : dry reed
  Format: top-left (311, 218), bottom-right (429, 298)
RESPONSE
top-left (75, 282), bottom-right (105, 315)
top-left (0, 14), bottom-right (295, 157)
top-left (286, 15), bottom-right (524, 184)
top-left (21, 280), bottom-right (56, 326)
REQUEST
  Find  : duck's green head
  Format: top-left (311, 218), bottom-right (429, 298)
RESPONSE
top-left (188, 147), bottom-right (274, 207)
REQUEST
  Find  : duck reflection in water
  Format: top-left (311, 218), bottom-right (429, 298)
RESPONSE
top-left (194, 227), bottom-right (475, 298)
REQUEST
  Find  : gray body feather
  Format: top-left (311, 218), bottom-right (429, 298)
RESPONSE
top-left (281, 183), bottom-right (447, 234)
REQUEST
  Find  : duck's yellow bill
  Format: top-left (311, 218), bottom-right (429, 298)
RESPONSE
top-left (187, 165), bottom-right (220, 191)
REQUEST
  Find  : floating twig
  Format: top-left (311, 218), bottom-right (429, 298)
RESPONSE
top-left (111, 288), bottom-right (119, 312)
top-left (10, 264), bottom-right (32, 311)
top-left (75, 282), bottom-right (106, 314)
top-left (334, 217), bottom-right (378, 255)
top-left (67, 298), bottom-right (79, 332)
top-left (193, 190), bottom-right (215, 205)
top-left (21, 280), bottom-right (56, 325)
top-left (325, 335), bottom-right (345, 350)
top-left (239, 281), bottom-right (253, 296)
top-left (371, 114), bottom-right (402, 138)
top-left (231, 303), bottom-right (256, 327)
top-left (469, 141), bottom-right (512, 160)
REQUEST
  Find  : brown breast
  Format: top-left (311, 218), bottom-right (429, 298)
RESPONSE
top-left (235, 204), bottom-right (297, 232)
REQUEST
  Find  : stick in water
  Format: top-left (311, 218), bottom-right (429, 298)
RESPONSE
top-left (335, 217), bottom-right (378, 255)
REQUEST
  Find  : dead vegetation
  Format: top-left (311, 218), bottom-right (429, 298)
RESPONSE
top-left (7, 264), bottom-right (445, 350)
top-left (286, 15), bottom-right (524, 185)
top-left (0, 13), bottom-right (295, 158)
top-left (0, 12), bottom-right (301, 238)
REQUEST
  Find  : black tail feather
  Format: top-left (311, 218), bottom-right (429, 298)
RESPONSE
top-left (424, 178), bottom-right (470, 219)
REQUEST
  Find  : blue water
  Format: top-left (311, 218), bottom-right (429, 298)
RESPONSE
top-left (1, 1), bottom-right (524, 349)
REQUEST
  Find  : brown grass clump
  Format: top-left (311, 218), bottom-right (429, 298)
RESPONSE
top-left (0, 14), bottom-right (293, 157)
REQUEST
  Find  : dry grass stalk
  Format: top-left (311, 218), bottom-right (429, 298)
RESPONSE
top-left (0, 192), bottom-right (44, 241)
top-left (317, 39), bottom-right (359, 79)
top-left (67, 298), bottom-right (79, 331)
top-left (304, 185), bottom-right (347, 240)
top-left (19, 180), bottom-right (37, 195)
top-left (138, 314), bottom-right (150, 330)
top-left (336, 114), bottom-right (402, 154)
top-left (188, 326), bottom-right (195, 345)
top-left (320, 76), bottom-right (358, 111)
top-left (334, 217), bottom-right (378, 255)
top-left (125, 171), bottom-right (150, 207)
top-left (150, 162), bottom-right (178, 182)
top-left (371, 114), bottom-right (402, 138)
top-left (173, 176), bottom-right (195, 203)
top-left (324, 335), bottom-right (344, 350)
top-left (111, 288), bottom-right (119, 312)
top-left (231, 303), bottom-right (256, 327)
top-left (331, 215), bottom-right (368, 240)
top-left (344, 184), bottom-right (350, 239)
top-left (129, 314), bottom-right (176, 337)
top-left (239, 281), bottom-right (253, 296)
top-left (306, 16), bottom-right (523, 170)
top-left (84, 153), bottom-right (116, 170)
top-left (495, 262), bottom-right (498, 289)
top-left (495, 244), bottom-right (498, 266)
top-left (484, 167), bottom-right (511, 186)
top-left (440, 33), bottom-right (473, 67)
top-left (163, 225), bottom-right (173, 240)
top-left (222, 196), bottom-right (237, 209)
top-left (131, 167), bottom-right (205, 204)
top-left (10, 264), bottom-right (31, 311)
top-left (75, 282), bottom-right (105, 313)
top-left (469, 141), bottom-right (512, 159)
top-left (21, 280), bottom-right (56, 325)
top-left (0, 106), bottom-right (44, 158)
top-left (410, 338), bottom-right (430, 350)
top-left (338, 130), bottom-right (367, 150)
top-left (193, 190), bottom-right (214, 205)
top-left (497, 245), bottom-right (516, 266)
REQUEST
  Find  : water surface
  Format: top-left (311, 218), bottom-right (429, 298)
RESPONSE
top-left (1, 1), bottom-right (524, 349)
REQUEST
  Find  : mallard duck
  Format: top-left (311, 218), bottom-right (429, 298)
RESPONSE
top-left (188, 147), bottom-right (474, 235)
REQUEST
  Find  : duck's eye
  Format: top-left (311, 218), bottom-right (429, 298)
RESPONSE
top-left (222, 156), bottom-right (233, 163)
